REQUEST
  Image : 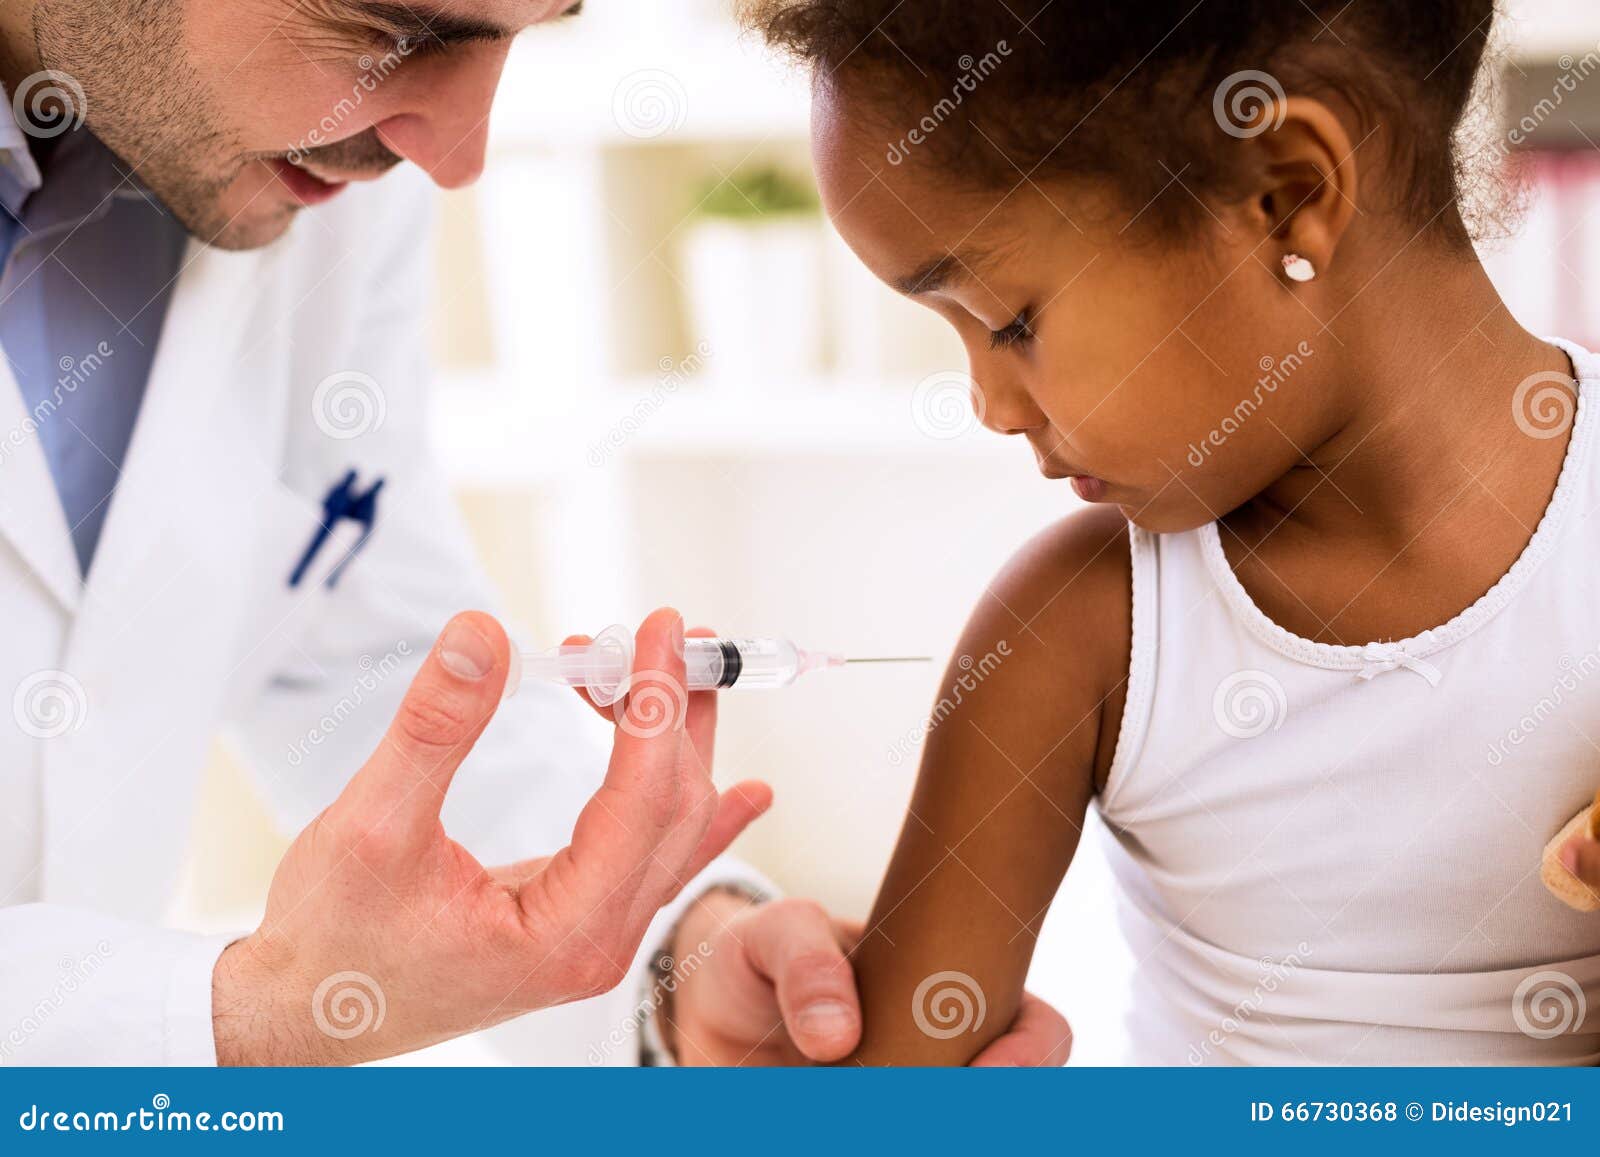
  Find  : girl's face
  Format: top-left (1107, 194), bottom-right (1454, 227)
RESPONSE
top-left (813, 83), bottom-right (1348, 533)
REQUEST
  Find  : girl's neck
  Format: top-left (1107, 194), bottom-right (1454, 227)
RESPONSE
top-left (1222, 247), bottom-right (1576, 645)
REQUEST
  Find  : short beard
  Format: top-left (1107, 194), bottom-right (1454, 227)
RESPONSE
top-left (32, 0), bottom-right (254, 245)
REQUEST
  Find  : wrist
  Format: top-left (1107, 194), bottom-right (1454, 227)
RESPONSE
top-left (651, 887), bottom-right (763, 1063)
top-left (212, 934), bottom-right (319, 1066)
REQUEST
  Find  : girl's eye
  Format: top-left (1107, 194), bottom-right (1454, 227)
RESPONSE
top-left (987, 310), bottom-right (1034, 351)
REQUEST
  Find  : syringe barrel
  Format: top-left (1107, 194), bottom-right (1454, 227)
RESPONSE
top-left (521, 632), bottom-right (805, 705)
top-left (691, 637), bottom-right (804, 690)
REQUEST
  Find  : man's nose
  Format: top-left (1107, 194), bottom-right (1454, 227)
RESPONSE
top-left (375, 47), bottom-right (509, 189)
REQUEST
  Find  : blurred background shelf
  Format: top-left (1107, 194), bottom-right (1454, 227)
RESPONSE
top-left (492, 25), bottom-right (811, 147)
top-left (432, 371), bottom-right (1016, 483)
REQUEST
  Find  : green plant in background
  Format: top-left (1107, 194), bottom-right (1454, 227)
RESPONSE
top-left (693, 166), bottom-right (820, 220)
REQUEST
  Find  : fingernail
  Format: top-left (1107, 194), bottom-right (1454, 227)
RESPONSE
top-left (670, 613), bottom-right (685, 657)
top-left (796, 1000), bottom-right (855, 1039)
top-left (1561, 843), bottom-right (1581, 875)
top-left (440, 619), bottom-right (494, 680)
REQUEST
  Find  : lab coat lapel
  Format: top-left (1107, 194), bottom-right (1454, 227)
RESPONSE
top-left (0, 354), bottom-right (83, 612)
top-left (42, 237), bottom-right (288, 913)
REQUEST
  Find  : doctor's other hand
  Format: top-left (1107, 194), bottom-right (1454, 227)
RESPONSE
top-left (655, 890), bottom-right (1075, 1067)
top-left (1557, 819), bottom-right (1600, 905)
top-left (212, 608), bottom-right (771, 1065)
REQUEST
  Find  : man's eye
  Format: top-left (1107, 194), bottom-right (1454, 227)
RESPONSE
top-left (394, 32), bottom-right (448, 58)
top-left (367, 30), bottom-right (446, 61)
top-left (988, 311), bottom-right (1034, 351)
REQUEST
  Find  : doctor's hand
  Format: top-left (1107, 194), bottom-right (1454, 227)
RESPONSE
top-left (652, 889), bottom-right (1075, 1067)
top-left (212, 608), bottom-right (770, 1065)
top-left (1554, 795), bottom-right (1600, 908)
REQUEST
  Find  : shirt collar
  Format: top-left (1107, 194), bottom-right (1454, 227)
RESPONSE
top-left (0, 87), bottom-right (167, 240)
top-left (0, 82), bottom-right (44, 214)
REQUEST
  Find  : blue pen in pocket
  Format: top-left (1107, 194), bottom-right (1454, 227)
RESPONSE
top-left (289, 469), bottom-right (384, 589)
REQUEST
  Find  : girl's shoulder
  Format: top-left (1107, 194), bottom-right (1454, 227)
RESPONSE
top-left (993, 503), bottom-right (1133, 618)
top-left (956, 503), bottom-right (1134, 791)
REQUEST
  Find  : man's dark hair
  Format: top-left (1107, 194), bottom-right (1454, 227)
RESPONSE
top-left (743, 0), bottom-right (1498, 245)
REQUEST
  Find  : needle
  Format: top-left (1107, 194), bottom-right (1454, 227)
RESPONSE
top-left (845, 656), bottom-right (933, 664)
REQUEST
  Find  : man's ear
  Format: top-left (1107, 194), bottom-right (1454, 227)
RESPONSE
top-left (1237, 96), bottom-right (1359, 279)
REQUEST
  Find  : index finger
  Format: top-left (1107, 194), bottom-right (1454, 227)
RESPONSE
top-left (546, 611), bottom-right (693, 906)
top-left (606, 607), bottom-right (692, 772)
top-left (563, 622), bottom-right (707, 754)
top-left (681, 626), bottom-right (719, 774)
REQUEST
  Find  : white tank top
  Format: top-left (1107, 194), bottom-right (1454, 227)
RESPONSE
top-left (1098, 336), bottom-right (1600, 1065)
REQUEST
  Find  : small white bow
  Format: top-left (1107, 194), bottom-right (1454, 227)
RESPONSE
top-left (1356, 642), bottom-right (1442, 687)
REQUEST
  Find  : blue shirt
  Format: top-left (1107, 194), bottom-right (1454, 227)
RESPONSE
top-left (0, 98), bottom-right (189, 577)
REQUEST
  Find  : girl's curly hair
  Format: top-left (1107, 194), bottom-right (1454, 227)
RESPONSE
top-left (743, 0), bottom-right (1498, 245)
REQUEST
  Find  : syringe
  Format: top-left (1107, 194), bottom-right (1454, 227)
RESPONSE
top-left (507, 624), bottom-right (929, 706)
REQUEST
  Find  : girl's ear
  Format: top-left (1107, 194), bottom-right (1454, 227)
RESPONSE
top-left (1241, 96), bottom-right (1358, 282)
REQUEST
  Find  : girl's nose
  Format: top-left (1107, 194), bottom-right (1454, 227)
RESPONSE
top-left (972, 371), bottom-right (1048, 437)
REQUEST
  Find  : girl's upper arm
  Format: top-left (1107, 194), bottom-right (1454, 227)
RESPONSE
top-left (846, 505), bottom-right (1133, 1065)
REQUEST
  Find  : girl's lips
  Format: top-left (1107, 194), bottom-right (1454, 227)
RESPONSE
top-left (270, 158), bottom-right (348, 207)
top-left (1035, 454), bottom-right (1110, 500)
top-left (1070, 475), bottom-right (1108, 502)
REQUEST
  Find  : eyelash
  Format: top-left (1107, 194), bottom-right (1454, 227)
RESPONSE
top-left (383, 32), bottom-right (448, 60)
top-left (988, 309), bottom-right (1035, 351)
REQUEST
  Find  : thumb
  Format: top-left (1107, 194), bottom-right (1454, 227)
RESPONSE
top-left (742, 899), bottom-right (862, 1062)
top-left (339, 611), bottom-right (510, 849)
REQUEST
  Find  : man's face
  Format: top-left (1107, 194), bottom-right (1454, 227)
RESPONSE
top-left (33, 0), bottom-right (580, 249)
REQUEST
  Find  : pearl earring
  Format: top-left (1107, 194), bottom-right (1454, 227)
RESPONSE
top-left (1281, 253), bottom-right (1317, 283)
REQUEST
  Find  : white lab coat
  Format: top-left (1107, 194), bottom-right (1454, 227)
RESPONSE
top-left (0, 168), bottom-right (763, 1065)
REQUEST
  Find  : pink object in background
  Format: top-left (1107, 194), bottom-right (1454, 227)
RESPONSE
top-left (1483, 149), bottom-right (1600, 351)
